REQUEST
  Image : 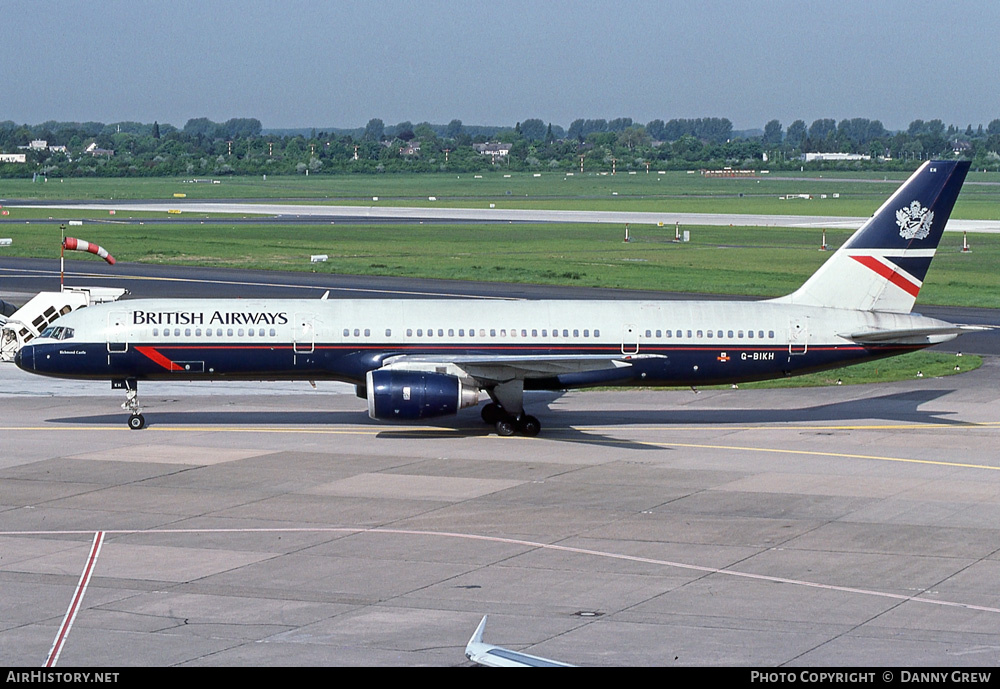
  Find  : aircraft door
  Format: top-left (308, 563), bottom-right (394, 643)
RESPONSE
top-left (293, 313), bottom-right (315, 356)
top-left (106, 311), bottom-right (130, 354)
top-left (622, 324), bottom-right (639, 355)
top-left (788, 317), bottom-right (809, 355)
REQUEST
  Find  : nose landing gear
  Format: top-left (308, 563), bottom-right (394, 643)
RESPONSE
top-left (115, 379), bottom-right (145, 430)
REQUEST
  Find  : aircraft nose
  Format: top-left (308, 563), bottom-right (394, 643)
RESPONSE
top-left (14, 345), bottom-right (32, 371)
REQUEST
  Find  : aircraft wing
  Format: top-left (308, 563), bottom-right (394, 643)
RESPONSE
top-left (380, 352), bottom-right (666, 384)
top-left (840, 324), bottom-right (991, 346)
top-left (465, 616), bottom-right (575, 667)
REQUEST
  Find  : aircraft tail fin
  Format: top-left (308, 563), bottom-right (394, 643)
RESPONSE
top-left (772, 160), bottom-right (970, 313)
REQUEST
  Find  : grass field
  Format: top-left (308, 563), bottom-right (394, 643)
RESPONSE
top-left (3, 219), bottom-right (997, 307)
top-left (2, 170), bottom-right (999, 308)
top-left (4, 169), bottom-right (1000, 219)
top-left (721, 350), bottom-right (980, 389)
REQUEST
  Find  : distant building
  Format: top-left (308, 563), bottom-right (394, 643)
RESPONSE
top-left (473, 142), bottom-right (511, 157)
top-left (0, 153), bottom-right (26, 163)
top-left (84, 142), bottom-right (114, 157)
top-left (28, 140), bottom-right (48, 150)
top-left (399, 141), bottom-right (421, 156)
top-left (802, 152), bottom-right (870, 162)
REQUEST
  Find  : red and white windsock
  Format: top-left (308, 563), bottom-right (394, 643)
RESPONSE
top-left (62, 237), bottom-right (116, 265)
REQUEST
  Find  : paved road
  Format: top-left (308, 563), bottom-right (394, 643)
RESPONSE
top-left (2, 357), bottom-right (1000, 666)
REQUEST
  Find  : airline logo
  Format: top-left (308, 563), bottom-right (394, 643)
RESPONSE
top-left (896, 200), bottom-right (934, 241)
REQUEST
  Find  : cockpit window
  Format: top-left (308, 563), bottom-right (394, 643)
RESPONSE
top-left (39, 326), bottom-right (74, 340)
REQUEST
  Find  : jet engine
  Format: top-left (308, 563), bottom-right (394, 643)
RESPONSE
top-left (366, 369), bottom-right (480, 421)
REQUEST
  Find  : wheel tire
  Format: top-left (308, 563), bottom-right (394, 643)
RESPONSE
top-left (518, 415), bottom-right (541, 437)
top-left (481, 403), bottom-right (502, 424)
top-left (128, 413), bottom-right (146, 430)
top-left (495, 418), bottom-right (516, 436)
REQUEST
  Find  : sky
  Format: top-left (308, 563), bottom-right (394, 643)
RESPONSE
top-left (2, 0), bottom-right (998, 132)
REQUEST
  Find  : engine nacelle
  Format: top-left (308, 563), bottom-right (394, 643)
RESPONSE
top-left (366, 369), bottom-right (480, 421)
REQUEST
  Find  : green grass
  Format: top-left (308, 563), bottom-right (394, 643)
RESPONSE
top-left (2, 170), bottom-right (999, 308)
top-left (727, 351), bottom-right (981, 389)
top-left (3, 219), bottom-right (997, 307)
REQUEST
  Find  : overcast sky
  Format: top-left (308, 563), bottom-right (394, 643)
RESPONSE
top-left (2, 0), bottom-right (997, 132)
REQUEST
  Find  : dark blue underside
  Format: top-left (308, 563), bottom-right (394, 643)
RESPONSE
top-left (19, 340), bottom-right (924, 388)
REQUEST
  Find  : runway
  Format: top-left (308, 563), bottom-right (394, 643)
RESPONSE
top-left (10, 199), bottom-right (1000, 233)
top-left (2, 359), bottom-right (1000, 666)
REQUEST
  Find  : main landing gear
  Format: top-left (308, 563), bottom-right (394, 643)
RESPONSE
top-left (481, 403), bottom-right (541, 437)
top-left (481, 379), bottom-right (540, 437)
top-left (116, 379), bottom-right (145, 430)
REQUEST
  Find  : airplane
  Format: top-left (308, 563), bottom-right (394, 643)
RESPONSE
top-left (14, 160), bottom-right (982, 436)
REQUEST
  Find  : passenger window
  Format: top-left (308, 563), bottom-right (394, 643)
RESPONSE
top-left (448, 329), bottom-right (454, 337)
top-left (563, 329), bottom-right (569, 337)
top-left (594, 329), bottom-right (600, 337)
top-left (227, 328), bottom-right (233, 336)
top-left (574, 329), bottom-right (579, 337)
top-left (645, 330), bottom-right (651, 338)
top-left (738, 330), bottom-right (744, 338)
top-left (238, 328), bottom-right (244, 337)
top-left (417, 329), bottom-right (423, 337)
top-left (748, 330), bottom-right (754, 339)
top-left (532, 329), bottom-right (538, 337)
top-left (343, 328), bottom-right (349, 337)
top-left (438, 329), bottom-right (443, 337)
top-left (697, 330), bottom-right (703, 338)
top-left (728, 330), bottom-right (734, 338)
top-left (490, 329), bottom-right (496, 337)
top-left (479, 329), bottom-right (486, 337)
top-left (248, 328), bottom-right (254, 337)
top-left (769, 330), bottom-right (775, 338)
top-left (407, 329), bottom-right (413, 337)
top-left (270, 329), bottom-right (276, 336)
top-left (354, 329), bottom-right (360, 337)
top-left (707, 330), bottom-right (713, 338)
top-left (152, 328), bottom-right (158, 337)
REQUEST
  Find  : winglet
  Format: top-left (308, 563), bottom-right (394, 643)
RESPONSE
top-left (464, 615), bottom-right (575, 667)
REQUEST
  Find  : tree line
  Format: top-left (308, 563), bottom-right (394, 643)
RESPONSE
top-left (2, 114), bottom-right (1000, 178)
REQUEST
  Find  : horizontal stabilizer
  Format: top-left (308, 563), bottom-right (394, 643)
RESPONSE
top-left (840, 324), bottom-right (990, 345)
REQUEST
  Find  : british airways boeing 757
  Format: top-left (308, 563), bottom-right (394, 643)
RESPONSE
top-left (15, 161), bottom-right (980, 435)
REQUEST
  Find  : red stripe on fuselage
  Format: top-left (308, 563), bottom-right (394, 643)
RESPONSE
top-left (850, 255), bottom-right (921, 298)
top-left (135, 346), bottom-right (184, 371)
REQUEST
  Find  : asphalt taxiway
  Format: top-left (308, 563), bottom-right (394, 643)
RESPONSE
top-left (3, 259), bottom-right (1000, 666)
top-left (3, 352), bottom-right (1000, 666)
